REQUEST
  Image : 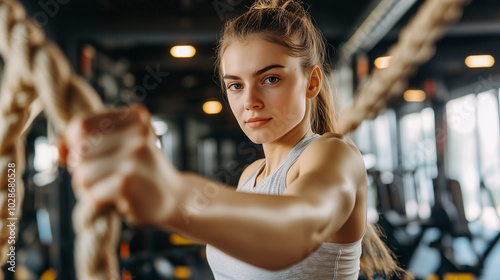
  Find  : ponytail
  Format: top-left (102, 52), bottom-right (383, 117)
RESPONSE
top-left (361, 223), bottom-right (409, 279)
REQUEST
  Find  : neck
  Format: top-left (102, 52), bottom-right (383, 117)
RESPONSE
top-left (260, 125), bottom-right (314, 177)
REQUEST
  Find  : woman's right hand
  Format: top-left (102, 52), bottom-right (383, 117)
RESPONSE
top-left (58, 105), bottom-right (182, 226)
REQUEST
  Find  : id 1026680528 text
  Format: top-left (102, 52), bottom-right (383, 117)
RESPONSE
top-left (6, 162), bottom-right (17, 273)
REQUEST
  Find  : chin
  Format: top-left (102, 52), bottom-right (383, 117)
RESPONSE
top-left (244, 129), bottom-right (282, 144)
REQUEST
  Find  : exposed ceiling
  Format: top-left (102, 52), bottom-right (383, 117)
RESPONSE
top-left (17, 0), bottom-right (500, 126)
top-left (371, 0), bottom-right (500, 94)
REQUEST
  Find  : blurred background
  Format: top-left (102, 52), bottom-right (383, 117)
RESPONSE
top-left (3, 0), bottom-right (500, 279)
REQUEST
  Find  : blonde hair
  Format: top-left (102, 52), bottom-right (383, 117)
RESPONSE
top-left (216, 1), bottom-right (409, 279)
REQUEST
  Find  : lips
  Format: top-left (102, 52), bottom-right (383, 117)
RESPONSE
top-left (246, 117), bottom-right (272, 128)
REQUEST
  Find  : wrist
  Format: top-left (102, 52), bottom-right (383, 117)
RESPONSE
top-left (156, 172), bottom-right (228, 242)
top-left (157, 170), bottom-right (189, 230)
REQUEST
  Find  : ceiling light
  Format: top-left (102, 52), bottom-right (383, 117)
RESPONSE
top-left (203, 101), bottom-right (222, 114)
top-left (170, 45), bottom-right (196, 58)
top-left (465, 55), bottom-right (495, 68)
top-left (404, 90), bottom-right (426, 102)
top-left (374, 56), bottom-right (392, 69)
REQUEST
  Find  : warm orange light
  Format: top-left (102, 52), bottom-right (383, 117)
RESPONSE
top-left (443, 272), bottom-right (476, 280)
top-left (374, 56), bottom-right (392, 69)
top-left (170, 45), bottom-right (196, 58)
top-left (170, 233), bottom-right (197, 245)
top-left (120, 242), bottom-right (130, 259)
top-left (40, 268), bottom-right (57, 280)
top-left (175, 266), bottom-right (192, 279)
top-left (465, 55), bottom-right (495, 68)
top-left (404, 90), bottom-right (426, 102)
top-left (203, 101), bottom-right (222, 114)
top-left (122, 270), bottom-right (133, 280)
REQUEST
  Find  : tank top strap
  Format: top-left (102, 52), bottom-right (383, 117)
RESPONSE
top-left (237, 134), bottom-right (321, 194)
top-left (277, 133), bottom-right (321, 173)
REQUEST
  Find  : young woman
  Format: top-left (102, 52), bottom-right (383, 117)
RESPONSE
top-left (60, 0), bottom-right (406, 279)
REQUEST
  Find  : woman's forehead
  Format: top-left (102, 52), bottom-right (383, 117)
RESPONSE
top-left (221, 39), bottom-right (300, 76)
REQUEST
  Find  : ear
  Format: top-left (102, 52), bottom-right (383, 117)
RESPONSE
top-left (306, 65), bottom-right (321, 99)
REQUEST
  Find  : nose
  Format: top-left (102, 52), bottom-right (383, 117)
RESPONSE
top-left (244, 87), bottom-right (263, 111)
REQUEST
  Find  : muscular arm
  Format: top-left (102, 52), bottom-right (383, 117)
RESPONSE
top-left (162, 134), bottom-right (366, 270)
top-left (62, 107), bottom-right (365, 271)
top-left (172, 159), bottom-right (265, 245)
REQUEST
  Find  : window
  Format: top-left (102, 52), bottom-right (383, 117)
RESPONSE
top-left (353, 109), bottom-right (399, 222)
top-left (479, 91), bottom-right (500, 220)
top-left (446, 91), bottom-right (500, 222)
top-left (400, 108), bottom-right (437, 219)
top-left (374, 109), bottom-right (398, 172)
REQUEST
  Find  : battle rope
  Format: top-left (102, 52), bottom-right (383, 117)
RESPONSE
top-left (0, 0), bottom-right (120, 279)
top-left (339, 0), bottom-right (471, 134)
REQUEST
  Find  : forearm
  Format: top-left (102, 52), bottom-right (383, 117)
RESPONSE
top-left (161, 172), bottom-right (327, 270)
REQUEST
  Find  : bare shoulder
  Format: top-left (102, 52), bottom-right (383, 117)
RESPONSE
top-left (319, 132), bottom-right (359, 148)
top-left (298, 133), bottom-right (366, 182)
top-left (305, 132), bottom-right (361, 157)
top-left (237, 158), bottom-right (265, 187)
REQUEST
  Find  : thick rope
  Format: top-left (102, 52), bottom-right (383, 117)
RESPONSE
top-left (339, 0), bottom-right (471, 134)
top-left (0, 0), bottom-right (120, 279)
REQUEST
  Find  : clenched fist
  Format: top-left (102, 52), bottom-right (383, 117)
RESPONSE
top-left (58, 105), bottom-right (181, 226)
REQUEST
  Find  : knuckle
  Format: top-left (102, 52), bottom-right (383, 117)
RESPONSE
top-left (131, 140), bottom-right (150, 157)
top-left (116, 174), bottom-right (130, 196)
top-left (130, 107), bottom-right (143, 122)
top-left (117, 171), bottom-right (135, 197)
top-left (140, 108), bottom-right (152, 124)
top-left (80, 117), bottom-right (96, 135)
top-left (67, 117), bottom-right (86, 140)
top-left (133, 105), bottom-right (152, 127)
top-left (120, 160), bottom-right (138, 183)
top-left (75, 138), bottom-right (93, 158)
top-left (139, 122), bottom-right (150, 137)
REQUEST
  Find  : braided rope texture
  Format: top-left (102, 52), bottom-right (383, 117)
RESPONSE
top-left (339, 0), bottom-right (471, 134)
top-left (0, 0), bottom-right (120, 279)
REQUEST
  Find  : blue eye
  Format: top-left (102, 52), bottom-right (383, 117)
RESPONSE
top-left (228, 83), bottom-right (243, 91)
top-left (264, 77), bottom-right (279, 84)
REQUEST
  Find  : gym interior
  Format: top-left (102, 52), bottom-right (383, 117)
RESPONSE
top-left (1, 0), bottom-right (500, 279)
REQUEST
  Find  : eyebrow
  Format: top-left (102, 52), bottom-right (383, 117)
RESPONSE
top-left (222, 64), bottom-right (285, 80)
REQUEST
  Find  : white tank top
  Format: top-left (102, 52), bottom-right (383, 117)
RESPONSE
top-left (206, 134), bottom-right (362, 279)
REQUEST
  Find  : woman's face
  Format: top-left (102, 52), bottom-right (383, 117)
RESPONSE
top-left (221, 38), bottom-right (315, 144)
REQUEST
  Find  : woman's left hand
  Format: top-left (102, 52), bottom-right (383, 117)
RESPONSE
top-left (58, 105), bottom-right (181, 226)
